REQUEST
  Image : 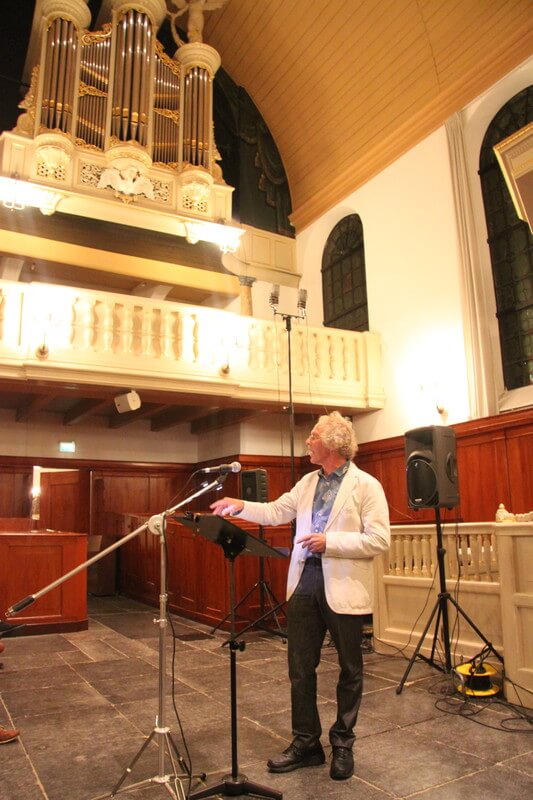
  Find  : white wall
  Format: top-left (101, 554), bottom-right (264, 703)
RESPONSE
top-left (196, 413), bottom-right (310, 463)
top-left (0, 409), bottom-right (197, 464)
top-left (295, 126), bottom-right (470, 443)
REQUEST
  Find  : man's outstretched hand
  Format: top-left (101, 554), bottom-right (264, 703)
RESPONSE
top-left (210, 497), bottom-right (244, 517)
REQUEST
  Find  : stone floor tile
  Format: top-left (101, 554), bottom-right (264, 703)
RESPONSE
top-left (5, 681), bottom-right (111, 719)
top-left (355, 727), bottom-right (490, 796)
top-left (0, 662), bottom-right (82, 692)
top-left (408, 763), bottom-right (533, 799)
top-left (360, 684), bottom-right (448, 727)
top-left (90, 612), bottom-right (165, 638)
top-left (413, 706), bottom-right (533, 764)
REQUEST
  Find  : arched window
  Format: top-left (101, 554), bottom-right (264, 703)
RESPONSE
top-left (321, 214), bottom-right (368, 331)
top-left (479, 86), bottom-right (533, 391)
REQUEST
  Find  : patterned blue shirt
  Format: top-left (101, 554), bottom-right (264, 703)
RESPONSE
top-left (310, 461), bottom-right (350, 542)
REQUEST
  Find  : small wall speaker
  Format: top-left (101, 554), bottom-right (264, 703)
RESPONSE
top-left (114, 390), bottom-right (141, 413)
top-left (405, 425), bottom-right (459, 509)
top-left (241, 469), bottom-right (268, 503)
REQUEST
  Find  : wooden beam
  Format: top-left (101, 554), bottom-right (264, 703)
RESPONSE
top-left (190, 408), bottom-right (265, 435)
top-left (108, 403), bottom-right (167, 429)
top-left (16, 394), bottom-right (54, 422)
top-left (150, 405), bottom-right (220, 432)
top-left (63, 398), bottom-right (112, 425)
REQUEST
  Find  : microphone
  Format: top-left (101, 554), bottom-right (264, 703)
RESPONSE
top-left (200, 461), bottom-right (241, 475)
top-left (269, 284), bottom-right (280, 307)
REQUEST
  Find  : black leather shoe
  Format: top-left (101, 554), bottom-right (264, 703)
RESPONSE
top-left (267, 742), bottom-right (325, 773)
top-left (330, 746), bottom-right (354, 780)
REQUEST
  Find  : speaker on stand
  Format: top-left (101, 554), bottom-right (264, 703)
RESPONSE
top-left (210, 470), bottom-right (287, 639)
top-left (397, 426), bottom-right (503, 693)
top-left (405, 425), bottom-right (459, 510)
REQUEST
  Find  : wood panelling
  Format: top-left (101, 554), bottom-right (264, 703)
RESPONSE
top-left (39, 470), bottom-right (90, 533)
top-left (0, 467), bottom-right (31, 517)
top-left (0, 517), bottom-right (31, 531)
top-left (356, 410), bottom-right (533, 525)
top-left (506, 423), bottom-right (533, 512)
top-left (0, 531), bottom-right (87, 633)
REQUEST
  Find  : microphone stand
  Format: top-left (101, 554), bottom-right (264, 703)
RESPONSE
top-left (270, 290), bottom-right (307, 490)
top-left (6, 476), bottom-right (226, 800)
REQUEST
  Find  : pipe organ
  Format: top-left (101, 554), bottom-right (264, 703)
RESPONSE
top-left (0, 0), bottom-right (236, 242)
top-left (40, 16), bottom-right (80, 135)
top-left (78, 31), bottom-right (112, 150)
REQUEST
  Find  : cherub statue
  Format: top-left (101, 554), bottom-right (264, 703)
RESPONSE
top-left (98, 166), bottom-right (155, 201)
top-left (167, 0), bottom-right (227, 45)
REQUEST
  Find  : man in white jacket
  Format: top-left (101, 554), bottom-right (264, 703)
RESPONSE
top-left (210, 411), bottom-right (390, 781)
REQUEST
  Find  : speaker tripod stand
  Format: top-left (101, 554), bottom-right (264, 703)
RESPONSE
top-left (396, 508), bottom-right (503, 694)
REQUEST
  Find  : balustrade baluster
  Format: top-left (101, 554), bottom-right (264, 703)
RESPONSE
top-left (140, 307), bottom-right (154, 357)
top-left (482, 533), bottom-right (493, 582)
top-left (72, 297), bottom-right (95, 350)
top-left (262, 323), bottom-right (275, 371)
top-left (94, 300), bottom-right (114, 353)
top-left (421, 535), bottom-right (431, 577)
top-left (412, 536), bottom-right (421, 576)
top-left (491, 532), bottom-right (499, 577)
top-left (329, 336), bottom-right (341, 380)
top-left (404, 535), bottom-right (413, 576)
top-left (470, 534), bottom-right (481, 581)
top-left (160, 310), bottom-right (178, 359)
top-left (297, 328), bottom-right (307, 377)
top-left (447, 532), bottom-right (459, 580)
top-left (394, 537), bottom-right (402, 576)
top-left (115, 302), bottom-right (135, 355)
top-left (179, 311), bottom-right (197, 363)
top-left (248, 324), bottom-right (260, 370)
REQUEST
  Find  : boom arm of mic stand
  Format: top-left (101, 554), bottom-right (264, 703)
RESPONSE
top-left (6, 477), bottom-right (223, 618)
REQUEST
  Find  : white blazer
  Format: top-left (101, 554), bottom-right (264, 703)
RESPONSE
top-left (238, 462), bottom-right (390, 614)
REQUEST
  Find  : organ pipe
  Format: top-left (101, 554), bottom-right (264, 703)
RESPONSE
top-left (34, 3), bottom-right (220, 169)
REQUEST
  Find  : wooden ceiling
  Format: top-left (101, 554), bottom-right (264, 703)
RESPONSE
top-left (201, 0), bottom-right (532, 230)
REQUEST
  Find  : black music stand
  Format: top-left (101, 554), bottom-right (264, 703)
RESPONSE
top-left (210, 524), bottom-right (287, 640)
top-left (179, 513), bottom-right (286, 800)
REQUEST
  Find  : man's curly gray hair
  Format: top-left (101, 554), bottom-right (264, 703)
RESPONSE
top-left (316, 411), bottom-right (358, 459)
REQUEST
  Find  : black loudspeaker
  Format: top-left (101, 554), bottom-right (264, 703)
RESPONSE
top-left (405, 426), bottom-right (459, 509)
top-left (241, 469), bottom-right (268, 503)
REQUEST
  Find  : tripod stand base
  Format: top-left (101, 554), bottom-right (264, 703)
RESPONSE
top-left (90, 727), bottom-right (205, 800)
top-left (211, 580), bottom-right (287, 640)
top-left (190, 773), bottom-right (282, 799)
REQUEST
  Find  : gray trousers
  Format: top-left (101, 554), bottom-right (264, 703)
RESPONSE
top-left (287, 557), bottom-right (363, 749)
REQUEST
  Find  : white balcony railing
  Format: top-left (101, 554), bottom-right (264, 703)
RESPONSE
top-left (0, 280), bottom-right (385, 411)
top-left (387, 522), bottom-right (499, 582)
top-left (374, 522), bottom-right (533, 708)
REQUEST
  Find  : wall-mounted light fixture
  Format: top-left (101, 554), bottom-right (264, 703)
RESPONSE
top-left (0, 175), bottom-right (62, 216)
top-left (184, 219), bottom-right (245, 253)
